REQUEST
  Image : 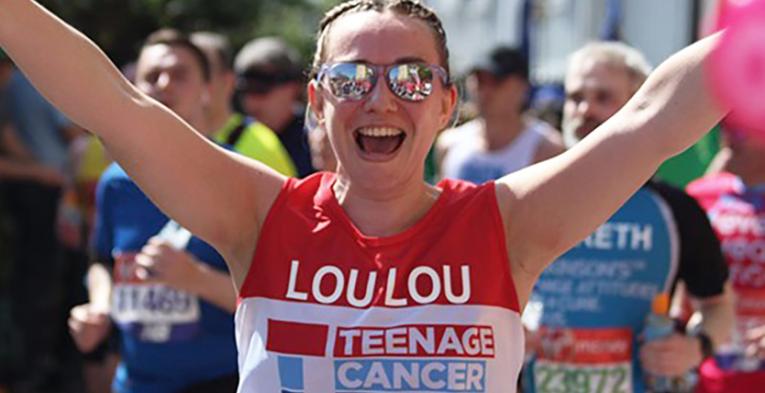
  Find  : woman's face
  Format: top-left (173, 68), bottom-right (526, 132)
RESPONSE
top-left (309, 10), bottom-right (456, 187)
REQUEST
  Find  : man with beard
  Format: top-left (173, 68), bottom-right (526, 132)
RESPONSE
top-left (522, 41), bottom-right (734, 393)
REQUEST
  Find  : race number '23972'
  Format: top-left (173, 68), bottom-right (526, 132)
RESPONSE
top-left (532, 327), bottom-right (633, 393)
top-left (533, 362), bottom-right (631, 393)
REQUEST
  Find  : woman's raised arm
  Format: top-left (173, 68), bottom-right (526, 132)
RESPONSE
top-left (0, 1), bottom-right (284, 282)
top-left (497, 34), bottom-right (728, 300)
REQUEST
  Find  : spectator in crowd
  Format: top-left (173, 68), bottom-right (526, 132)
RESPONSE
top-left (190, 31), bottom-right (296, 177)
top-left (1, 45), bottom-right (73, 393)
top-left (1, 52), bottom-right (69, 184)
top-left (0, 55), bottom-right (66, 184)
top-left (235, 36), bottom-right (315, 177)
top-left (1, 43), bottom-right (84, 393)
top-left (437, 46), bottom-right (564, 183)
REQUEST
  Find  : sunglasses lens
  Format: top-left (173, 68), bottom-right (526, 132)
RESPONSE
top-left (324, 63), bottom-right (376, 100)
top-left (388, 63), bottom-right (435, 102)
top-left (321, 62), bottom-right (444, 102)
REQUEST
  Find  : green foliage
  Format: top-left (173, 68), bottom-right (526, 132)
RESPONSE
top-left (36, 0), bottom-right (344, 67)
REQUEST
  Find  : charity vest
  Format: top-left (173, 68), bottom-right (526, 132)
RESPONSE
top-left (687, 173), bottom-right (765, 393)
top-left (235, 172), bottom-right (524, 393)
top-left (524, 186), bottom-right (679, 393)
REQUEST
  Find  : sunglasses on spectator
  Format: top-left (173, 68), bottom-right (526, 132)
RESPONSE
top-left (316, 62), bottom-right (449, 102)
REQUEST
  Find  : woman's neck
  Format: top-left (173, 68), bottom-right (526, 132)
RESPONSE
top-left (332, 170), bottom-right (441, 237)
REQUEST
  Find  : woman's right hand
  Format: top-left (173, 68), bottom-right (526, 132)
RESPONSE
top-left (68, 303), bottom-right (111, 353)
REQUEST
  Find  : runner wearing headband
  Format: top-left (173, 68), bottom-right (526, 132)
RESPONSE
top-left (0, 0), bottom-right (728, 391)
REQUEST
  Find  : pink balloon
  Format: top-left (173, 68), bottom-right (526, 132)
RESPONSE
top-left (707, 0), bottom-right (765, 141)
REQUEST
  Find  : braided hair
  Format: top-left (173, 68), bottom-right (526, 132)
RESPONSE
top-left (309, 0), bottom-right (450, 81)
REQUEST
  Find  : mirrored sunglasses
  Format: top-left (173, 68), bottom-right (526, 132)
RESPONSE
top-left (316, 62), bottom-right (449, 102)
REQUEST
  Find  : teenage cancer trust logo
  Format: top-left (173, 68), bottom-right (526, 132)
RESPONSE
top-left (267, 319), bottom-right (493, 392)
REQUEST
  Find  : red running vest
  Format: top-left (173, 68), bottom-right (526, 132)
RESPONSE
top-left (235, 172), bottom-right (524, 393)
top-left (688, 173), bottom-right (765, 393)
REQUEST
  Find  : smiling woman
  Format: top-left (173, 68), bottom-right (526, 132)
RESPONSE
top-left (315, 61), bottom-right (447, 157)
top-left (305, 3), bottom-right (458, 203)
top-left (0, 0), bottom-right (729, 392)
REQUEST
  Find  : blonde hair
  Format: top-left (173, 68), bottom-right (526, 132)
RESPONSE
top-left (568, 41), bottom-right (652, 93)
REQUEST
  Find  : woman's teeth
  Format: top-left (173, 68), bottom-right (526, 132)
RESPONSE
top-left (357, 127), bottom-right (404, 137)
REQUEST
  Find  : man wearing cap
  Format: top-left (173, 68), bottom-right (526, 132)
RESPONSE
top-left (436, 46), bottom-right (564, 184)
top-left (235, 36), bottom-right (315, 178)
top-left (190, 32), bottom-right (296, 177)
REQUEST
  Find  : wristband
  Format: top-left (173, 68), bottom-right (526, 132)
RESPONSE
top-left (692, 331), bottom-right (715, 360)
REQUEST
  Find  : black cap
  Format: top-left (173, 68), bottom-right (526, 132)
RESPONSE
top-left (470, 46), bottom-right (528, 80)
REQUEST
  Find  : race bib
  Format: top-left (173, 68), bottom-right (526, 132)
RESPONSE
top-left (111, 252), bottom-right (201, 342)
top-left (533, 327), bottom-right (633, 393)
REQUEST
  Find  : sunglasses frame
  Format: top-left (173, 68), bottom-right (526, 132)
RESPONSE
top-left (316, 62), bottom-right (450, 102)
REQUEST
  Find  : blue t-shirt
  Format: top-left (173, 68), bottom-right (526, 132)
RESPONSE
top-left (93, 163), bottom-right (237, 393)
top-left (523, 182), bottom-right (728, 393)
top-left (5, 71), bottom-right (71, 172)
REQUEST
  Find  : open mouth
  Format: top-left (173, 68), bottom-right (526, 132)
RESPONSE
top-left (354, 127), bottom-right (406, 157)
